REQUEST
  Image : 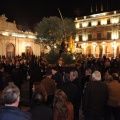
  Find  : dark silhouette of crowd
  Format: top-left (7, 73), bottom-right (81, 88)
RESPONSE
top-left (0, 54), bottom-right (120, 120)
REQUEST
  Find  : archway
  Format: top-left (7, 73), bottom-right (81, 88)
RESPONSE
top-left (25, 46), bottom-right (33, 56)
top-left (6, 43), bottom-right (15, 58)
top-left (86, 46), bottom-right (91, 56)
top-left (117, 46), bottom-right (119, 57)
top-left (99, 45), bottom-right (103, 57)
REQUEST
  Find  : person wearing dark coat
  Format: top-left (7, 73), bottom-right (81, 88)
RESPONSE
top-left (60, 73), bottom-right (78, 107)
top-left (29, 64), bottom-right (41, 99)
top-left (51, 67), bottom-right (63, 89)
top-left (70, 70), bottom-right (81, 120)
top-left (82, 71), bottom-right (109, 120)
top-left (11, 61), bottom-right (24, 91)
top-left (81, 68), bottom-right (92, 93)
top-left (0, 83), bottom-right (32, 120)
top-left (28, 91), bottom-right (53, 120)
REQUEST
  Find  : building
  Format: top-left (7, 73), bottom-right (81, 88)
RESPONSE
top-left (0, 14), bottom-right (41, 58)
top-left (74, 10), bottom-right (120, 58)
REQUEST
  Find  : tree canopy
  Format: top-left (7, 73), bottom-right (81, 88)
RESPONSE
top-left (34, 16), bottom-right (76, 44)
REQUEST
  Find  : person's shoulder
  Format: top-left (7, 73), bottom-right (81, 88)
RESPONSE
top-left (0, 106), bottom-right (32, 120)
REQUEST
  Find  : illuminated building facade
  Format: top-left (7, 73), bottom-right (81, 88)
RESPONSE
top-left (74, 10), bottom-right (120, 58)
top-left (0, 14), bottom-right (41, 58)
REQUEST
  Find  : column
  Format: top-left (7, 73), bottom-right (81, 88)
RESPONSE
top-left (92, 42), bottom-right (97, 57)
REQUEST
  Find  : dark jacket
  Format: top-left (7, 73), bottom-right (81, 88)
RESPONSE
top-left (0, 106), bottom-right (32, 120)
top-left (83, 81), bottom-right (109, 116)
top-left (28, 104), bottom-right (53, 120)
top-left (60, 81), bottom-right (78, 105)
top-left (52, 72), bottom-right (63, 88)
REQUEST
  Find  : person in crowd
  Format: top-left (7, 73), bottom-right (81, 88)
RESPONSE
top-left (28, 91), bottom-right (53, 120)
top-left (82, 71), bottom-right (109, 120)
top-left (103, 72), bottom-right (113, 83)
top-left (29, 63), bottom-right (41, 99)
top-left (60, 73), bottom-right (78, 113)
top-left (32, 82), bottom-right (47, 102)
top-left (56, 59), bottom-right (65, 76)
top-left (0, 66), bottom-right (4, 90)
top-left (41, 72), bottom-right (56, 106)
top-left (0, 83), bottom-right (32, 120)
top-left (104, 72), bottom-right (120, 120)
top-left (81, 68), bottom-right (92, 93)
top-left (75, 64), bottom-right (82, 80)
top-left (11, 60), bottom-right (24, 92)
top-left (53, 89), bottom-right (74, 120)
top-left (51, 67), bottom-right (63, 89)
top-left (70, 70), bottom-right (81, 120)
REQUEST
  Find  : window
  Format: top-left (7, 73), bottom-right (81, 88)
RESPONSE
top-left (88, 34), bottom-right (92, 41)
top-left (79, 35), bottom-right (82, 41)
top-left (97, 33), bottom-right (101, 40)
top-left (98, 21), bottom-right (100, 25)
top-left (107, 19), bottom-right (110, 24)
top-left (107, 32), bottom-right (111, 40)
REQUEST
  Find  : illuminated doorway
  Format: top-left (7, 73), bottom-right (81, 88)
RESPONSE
top-left (25, 45), bottom-right (33, 56)
top-left (6, 43), bottom-right (15, 58)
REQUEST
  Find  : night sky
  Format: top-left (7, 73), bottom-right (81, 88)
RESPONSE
top-left (0, 0), bottom-right (120, 29)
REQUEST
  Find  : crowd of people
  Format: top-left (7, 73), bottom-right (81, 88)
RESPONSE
top-left (0, 55), bottom-right (120, 120)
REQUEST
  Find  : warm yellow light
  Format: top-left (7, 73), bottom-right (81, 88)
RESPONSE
top-left (81, 42), bottom-right (88, 48)
top-left (91, 20), bottom-right (98, 26)
top-left (12, 33), bottom-right (18, 37)
top-left (2, 32), bottom-right (9, 36)
top-left (92, 42), bottom-right (97, 48)
top-left (101, 42), bottom-right (106, 46)
top-left (101, 19), bottom-right (107, 25)
top-left (25, 43), bottom-right (30, 47)
top-left (67, 48), bottom-right (70, 51)
top-left (110, 17), bottom-right (119, 24)
top-left (27, 35), bottom-right (36, 39)
top-left (18, 34), bottom-right (26, 38)
top-left (75, 35), bottom-right (79, 41)
top-left (75, 23), bottom-right (80, 28)
top-left (82, 21), bottom-right (88, 27)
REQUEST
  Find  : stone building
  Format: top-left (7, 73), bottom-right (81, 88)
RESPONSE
top-left (74, 10), bottom-right (120, 58)
top-left (0, 14), bottom-right (41, 58)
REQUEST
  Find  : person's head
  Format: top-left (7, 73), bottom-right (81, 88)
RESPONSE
top-left (104, 73), bottom-right (113, 83)
top-left (16, 61), bottom-right (20, 68)
top-left (32, 91), bottom-right (45, 104)
top-left (0, 66), bottom-right (4, 72)
top-left (112, 73), bottom-right (120, 81)
top-left (70, 70), bottom-right (78, 81)
top-left (92, 71), bottom-right (101, 81)
top-left (32, 82), bottom-right (47, 101)
top-left (51, 67), bottom-right (58, 75)
top-left (45, 72), bottom-right (52, 78)
top-left (85, 68), bottom-right (92, 75)
top-left (2, 83), bottom-right (20, 107)
top-left (63, 73), bottom-right (70, 82)
top-left (53, 89), bottom-right (69, 119)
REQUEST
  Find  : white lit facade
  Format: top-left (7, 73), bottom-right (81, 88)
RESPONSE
top-left (74, 10), bottom-right (120, 58)
top-left (0, 14), bottom-right (42, 58)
